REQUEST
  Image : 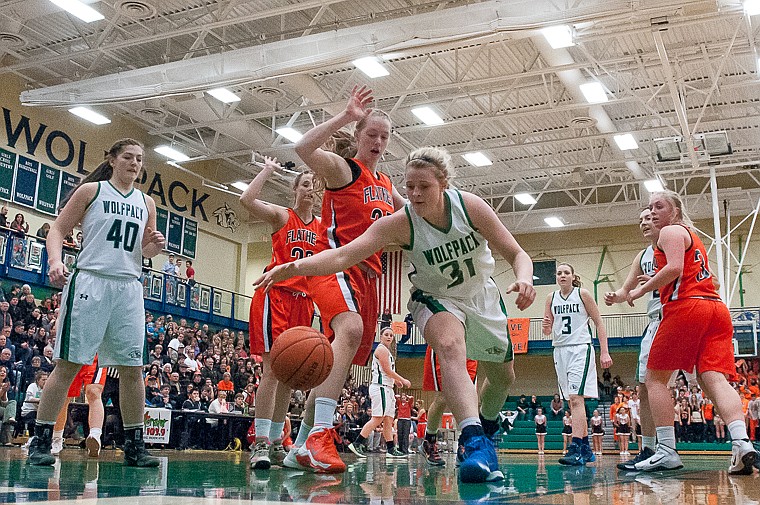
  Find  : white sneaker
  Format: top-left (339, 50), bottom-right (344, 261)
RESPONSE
top-left (634, 444), bottom-right (683, 472)
top-left (729, 440), bottom-right (758, 475)
top-left (51, 437), bottom-right (64, 456)
top-left (270, 442), bottom-right (288, 466)
top-left (85, 436), bottom-right (101, 458)
top-left (250, 440), bottom-right (271, 470)
top-left (282, 446), bottom-right (310, 470)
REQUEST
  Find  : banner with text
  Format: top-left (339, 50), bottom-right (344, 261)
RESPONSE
top-left (508, 317), bottom-right (530, 354)
top-left (0, 147), bottom-right (80, 216)
top-left (143, 407), bottom-right (172, 444)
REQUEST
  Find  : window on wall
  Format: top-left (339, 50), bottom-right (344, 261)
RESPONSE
top-left (532, 259), bottom-right (557, 286)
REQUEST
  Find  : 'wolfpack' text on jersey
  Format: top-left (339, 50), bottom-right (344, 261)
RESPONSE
top-left (75, 181), bottom-right (149, 279)
top-left (550, 287), bottom-right (592, 347)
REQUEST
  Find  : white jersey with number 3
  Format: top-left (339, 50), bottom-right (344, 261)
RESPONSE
top-left (404, 188), bottom-right (494, 299)
top-left (75, 181), bottom-right (148, 279)
top-left (550, 287), bottom-right (592, 347)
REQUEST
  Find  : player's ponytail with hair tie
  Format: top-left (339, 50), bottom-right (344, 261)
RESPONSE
top-left (572, 275), bottom-right (582, 288)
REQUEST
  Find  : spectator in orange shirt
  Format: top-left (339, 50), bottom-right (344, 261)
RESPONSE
top-left (217, 371), bottom-right (235, 395)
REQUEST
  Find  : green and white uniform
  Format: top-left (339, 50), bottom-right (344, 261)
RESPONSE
top-left (55, 181), bottom-right (149, 366)
top-left (369, 343), bottom-right (396, 417)
top-left (405, 188), bottom-right (512, 363)
top-left (636, 245), bottom-right (662, 383)
top-left (550, 287), bottom-right (598, 399)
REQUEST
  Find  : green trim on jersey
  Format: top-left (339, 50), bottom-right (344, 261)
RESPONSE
top-left (424, 191), bottom-right (452, 234)
top-left (558, 287), bottom-right (575, 301)
top-left (578, 343), bottom-right (592, 396)
top-left (402, 206), bottom-right (414, 251)
top-left (107, 180), bottom-right (135, 199)
top-left (60, 270), bottom-right (80, 361)
top-left (498, 290), bottom-right (514, 362)
top-left (380, 387), bottom-right (387, 413)
top-left (84, 182), bottom-right (101, 212)
top-left (455, 189), bottom-right (477, 231)
top-left (410, 289), bottom-right (447, 314)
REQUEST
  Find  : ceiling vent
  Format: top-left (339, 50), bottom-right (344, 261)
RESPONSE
top-left (0, 33), bottom-right (27, 48)
top-left (137, 107), bottom-right (168, 122)
top-left (569, 115), bottom-right (597, 134)
top-left (117, 0), bottom-right (157, 20)
top-left (256, 87), bottom-right (285, 98)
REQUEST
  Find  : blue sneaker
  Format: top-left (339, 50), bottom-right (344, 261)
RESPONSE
top-left (558, 442), bottom-right (584, 466)
top-left (458, 435), bottom-right (504, 484)
top-left (580, 442), bottom-right (596, 463)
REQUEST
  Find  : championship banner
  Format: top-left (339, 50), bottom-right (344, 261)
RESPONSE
top-left (508, 317), bottom-right (530, 354)
top-left (144, 407), bottom-right (172, 444)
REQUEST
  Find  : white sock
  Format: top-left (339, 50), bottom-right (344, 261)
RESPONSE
top-left (458, 417), bottom-right (481, 430)
top-left (270, 422), bottom-right (285, 443)
top-left (313, 397), bottom-right (338, 429)
top-left (89, 428), bottom-right (102, 440)
top-left (727, 420), bottom-right (749, 442)
top-left (642, 435), bottom-right (656, 450)
top-left (655, 426), bottom-right (676, 450)
top-left (254, 419), bottom-right (272, 443)
top-left (52, 430), bottom-right (64, 440)
top-left (294, 422), bottom-right (313, 447)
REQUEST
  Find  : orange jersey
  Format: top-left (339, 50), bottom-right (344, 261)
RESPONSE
top-left (655, 225), bottom-right (719, 303)
top-left (318, 158), bottom-right (395, 275)
top-left (266, 208), bottom-right (322, 292)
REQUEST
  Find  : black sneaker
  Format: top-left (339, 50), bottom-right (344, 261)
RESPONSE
top-left (27, 436), bottom-right (56, 466)
top-left (347, 442), bottom-right (368, 459)
top-left (124, 438), bottom-right (160, 467)
top-left (617, 446), bottom-right (655, 471)
top-left (421, 439), bottom-right (445, 467)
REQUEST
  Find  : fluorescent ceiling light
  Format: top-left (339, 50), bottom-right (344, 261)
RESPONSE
top-left (544, 217), bottom-right (565, 228)
top-left (154, 145), bottom-right (190, 162)
top-left (276, 127), bottom-right (303, 143)
top-left (644, 179), bottom-right (665, 192)
top-left (231, 181), bottom-right (249, 192)
top-left (207, 88), bottom-right (241, 103)
top-left (541, 25), bottom-right (574, 49)
top-left (579, 82), bottom-right (608, 104)
top-left (352, 57), bottom-right (389, 78)
top-left (515, 193), bottom-right (537, 205)
top-left (49, 0), bottom-right (104, 22)
top-left (744, 0), bottom-right (760, 15)
top-left (68, 107), bottom-right (110, 125)
top-left (614, 133), bottom-right (639, 150)
top-left (411, 107), bottom-right (444, 126)
top-left (462, 152), bottom-right (492, 167)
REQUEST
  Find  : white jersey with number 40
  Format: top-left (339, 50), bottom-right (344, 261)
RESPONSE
top-left (404, 188), bottom-right (494, 299)
top-left (550, 287), bottom-right (592, 347)
top-left (75, 181), bottom-right (149, 279)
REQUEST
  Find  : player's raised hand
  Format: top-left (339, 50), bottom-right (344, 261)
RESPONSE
top-left (345, 85), bottom-right (375, 122)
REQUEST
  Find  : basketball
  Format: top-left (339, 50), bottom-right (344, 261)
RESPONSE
top-left (269, 326), bottom-right (333, 390)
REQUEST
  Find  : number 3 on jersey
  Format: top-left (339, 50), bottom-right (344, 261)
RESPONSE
top-left (106, 219), bottom-right (139, 252)
top-left (560, 316), bottom-right (571, 335)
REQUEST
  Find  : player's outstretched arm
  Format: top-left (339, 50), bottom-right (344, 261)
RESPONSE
top-left (252, 211), bottom-right (408, 291)
top-left (604, 250), bottom-right (644, 306)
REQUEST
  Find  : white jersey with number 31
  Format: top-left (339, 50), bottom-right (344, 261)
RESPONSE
top-left (404, 188), bottom-right (494, 299)
top-left (75, 181), bottom-right (149, 279)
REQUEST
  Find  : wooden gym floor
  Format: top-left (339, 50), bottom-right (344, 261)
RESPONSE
top-left (0, 447), bottom-right (758, 504)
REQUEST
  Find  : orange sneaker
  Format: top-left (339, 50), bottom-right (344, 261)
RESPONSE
top-left (295, 428), bottom-right (346, 474)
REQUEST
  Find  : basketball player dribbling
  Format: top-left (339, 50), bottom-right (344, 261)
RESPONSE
top-left (254, 146), bottom-right (536, 483)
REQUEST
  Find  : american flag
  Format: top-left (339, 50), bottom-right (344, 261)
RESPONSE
top-left (377, 250), bottom-right (404, 315)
